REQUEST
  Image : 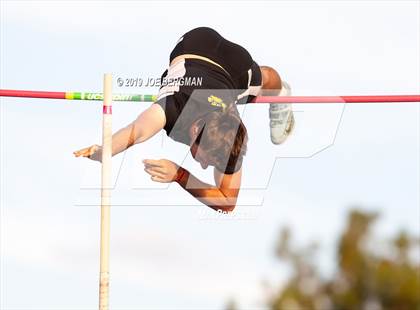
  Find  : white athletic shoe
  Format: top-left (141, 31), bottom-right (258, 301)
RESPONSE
top-left (269, 81), bottom-right (294, 145)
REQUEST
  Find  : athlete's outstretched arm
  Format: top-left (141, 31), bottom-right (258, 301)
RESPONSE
top-left (74, 104), bottom-right (166, 161)
top-left (143, 158), bottom-right (242, 212)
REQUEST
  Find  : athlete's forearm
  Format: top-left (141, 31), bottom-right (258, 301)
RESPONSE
top-left (108, 104), bottom-right (165, 156)
top-left (110, 122), bottom-right (140, 156)
top-left (175, 167), bottom-right (237, 212)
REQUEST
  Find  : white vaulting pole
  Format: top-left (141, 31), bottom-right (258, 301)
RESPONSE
top-left (99, 74), bottom-right (112, 310)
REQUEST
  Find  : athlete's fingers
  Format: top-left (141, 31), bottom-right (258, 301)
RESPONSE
top-left (74, 145), bottom-right (97, 157)
top-left (73, 148), bottom-right (89, 157)
top-left (144, 167), bottom-right (164, 177)
top-left (151, 175), bottom-right (165, 183)
top-left (143, 167), bottom-right (153, 175)
top-left (145, 165), bottom-right (166, 174)
top-left (143, 159), bottom-right (159, 165)
top-left (143, 159), bottom-right (162, 167)
top-left (73, 148), bottom-right (87, 156)
top-left (144, 168), bottom-right (166, 179)
top-left (144, 164), bottom-right (163, 173)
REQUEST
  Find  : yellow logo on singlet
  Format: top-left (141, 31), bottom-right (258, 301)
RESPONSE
top-left (208, 95), bottom-right (227, 110)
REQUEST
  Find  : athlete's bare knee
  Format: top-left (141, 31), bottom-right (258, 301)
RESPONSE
top-left (260, 66), bottom-right (282, 93)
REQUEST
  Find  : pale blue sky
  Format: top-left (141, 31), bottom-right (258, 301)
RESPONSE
top-left (1, 1), bottom-right (419, 309)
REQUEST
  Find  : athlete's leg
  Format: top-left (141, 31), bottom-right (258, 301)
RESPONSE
top-left (259, 66), bottom-right (282, 95)
top-left (259, 66), bottom-right (295, 145)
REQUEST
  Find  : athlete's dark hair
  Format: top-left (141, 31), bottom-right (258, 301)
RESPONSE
top-left (193, 105), bottom-right (248, 173)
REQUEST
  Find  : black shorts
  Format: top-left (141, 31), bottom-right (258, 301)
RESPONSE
top-left (169, 27), bottom-right (262, 101)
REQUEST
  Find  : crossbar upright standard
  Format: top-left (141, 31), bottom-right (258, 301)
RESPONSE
top-left (99, 74), bottom-right (112, 310)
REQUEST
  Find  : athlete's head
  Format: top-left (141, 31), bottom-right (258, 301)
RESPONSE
top-left (189, 107), bottom-right (248, 172)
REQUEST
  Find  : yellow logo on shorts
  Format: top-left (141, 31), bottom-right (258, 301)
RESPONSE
top-left (208, 95), bottom-right (227, 110)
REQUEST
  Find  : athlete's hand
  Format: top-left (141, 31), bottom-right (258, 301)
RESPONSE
top-left (73, 144), bottom-right (102, 162)
top-left (143, 159), bottom-right (181, 183)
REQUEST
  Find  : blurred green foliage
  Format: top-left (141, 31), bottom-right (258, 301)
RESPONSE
top-left (270, 209), bottom-right (420, 310)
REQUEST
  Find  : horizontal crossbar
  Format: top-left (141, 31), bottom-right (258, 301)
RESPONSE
top-left (0, 89), bottom-right (419, 103)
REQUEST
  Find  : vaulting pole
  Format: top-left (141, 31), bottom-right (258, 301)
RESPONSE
top-left (0, 89), bottom-right (419, 103)
top-left (99, 74), bottom-right (112, 310)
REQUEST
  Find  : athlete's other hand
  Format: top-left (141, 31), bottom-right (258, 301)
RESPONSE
top-left (73, 144), bottom-right (102, 162)
top-left (143, 159), bottom-right (181, 183)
